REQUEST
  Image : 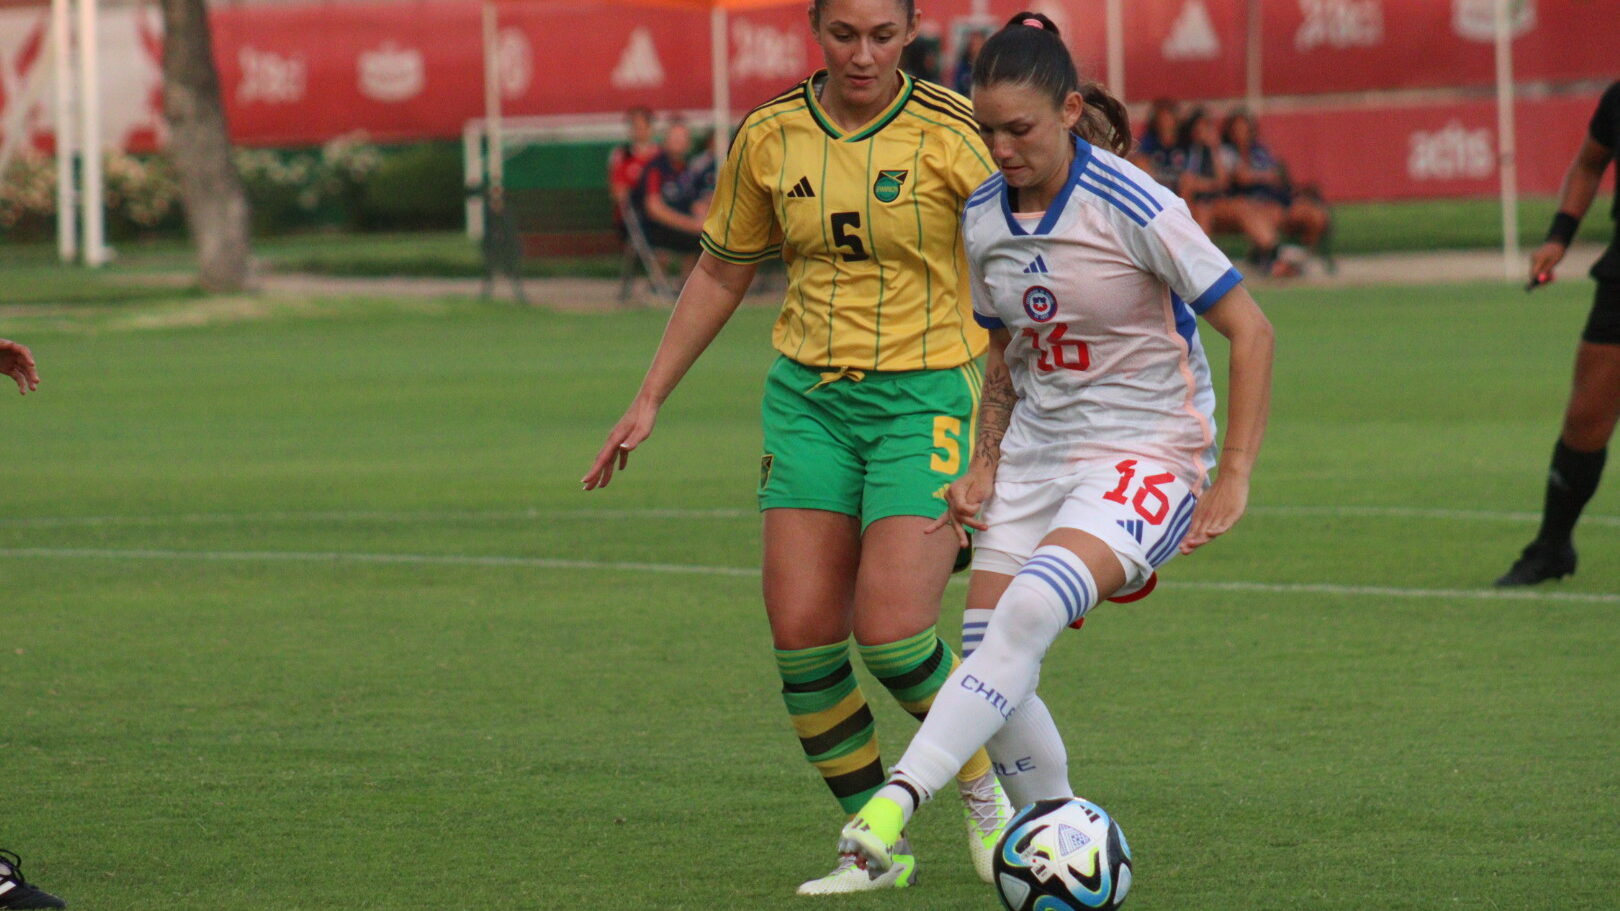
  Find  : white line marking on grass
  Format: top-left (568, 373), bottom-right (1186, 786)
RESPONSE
top-left (2, 505), bottom-right (1615, 529)
top-left (1159, 580), bottom-right (1620, 605)
top-left (0, 547), bottom-right (758, 577)
top-left (0, 508), bottom-right (755, 528)
top-left (1248, 505), bottom-right (1620, 527)
top-left (2, 547), bottom-right (1616, 603)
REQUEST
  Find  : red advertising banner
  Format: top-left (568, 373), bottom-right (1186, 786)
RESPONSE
top-left (216, 0), bottom-right (810, 143)
top-left (1123, 0), bottom-right (1246, 102)
top-left (1261, 0), bottom-right (1620, 97)
top-left (2, 0), bottom-right (1616, 207)
top-left (215, 1), bottom-right (482, 146)
top-left (210, 0), bottom-right (1107, 145)
top-left (1257, 93), bottom-right (1610, 202)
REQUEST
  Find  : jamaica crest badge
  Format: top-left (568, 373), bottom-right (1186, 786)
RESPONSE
top-left (873, 169), bottom-right (909, 203)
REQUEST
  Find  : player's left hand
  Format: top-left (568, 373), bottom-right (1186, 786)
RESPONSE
top-left (925, 464), bottom-right (994, 549)
top-left (581, 396), bottom-right (659, 491)
top-left (1180, 472), bottom-right (1249, 554)
top-left (0, 339), bottom-right (40, 395)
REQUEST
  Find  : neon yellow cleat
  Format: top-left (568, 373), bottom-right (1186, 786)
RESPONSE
top-left (836, 796), bottom-right (907, 873)
top-left (958, 771), bottom-right (1013, 883)
top-left (794, 838), bottom-right (915, 895)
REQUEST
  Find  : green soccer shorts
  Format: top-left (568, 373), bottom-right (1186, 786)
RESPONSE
top-left (758, 356), bottom-right (983, 529)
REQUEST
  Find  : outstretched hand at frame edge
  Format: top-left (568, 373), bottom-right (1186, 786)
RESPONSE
top-left (0, 339), bottom-right (40, 395)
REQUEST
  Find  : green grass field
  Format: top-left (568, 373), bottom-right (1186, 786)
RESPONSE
top-left (1, 195), bottom-right (1611, 287)
top-left (2, 277), bottom-right (1617, 910)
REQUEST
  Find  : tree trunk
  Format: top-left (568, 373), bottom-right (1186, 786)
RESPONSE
top-left (159, 0), bottom-right (250, 293)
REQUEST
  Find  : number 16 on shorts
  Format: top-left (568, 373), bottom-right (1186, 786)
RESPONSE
top-left (978, 457), bottom-right (1198, 582)
top-left (1095, 458), bottom-right (1198, 569)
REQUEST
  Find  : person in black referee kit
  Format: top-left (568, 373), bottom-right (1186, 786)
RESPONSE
top-left (1497, 80), bottom-right (1620, 586)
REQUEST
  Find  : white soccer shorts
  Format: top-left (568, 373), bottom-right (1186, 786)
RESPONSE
top-left (972, 457), bottom-right (1199, 598)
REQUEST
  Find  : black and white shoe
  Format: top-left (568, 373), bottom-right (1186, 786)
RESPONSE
top-left (0, 850), bottom-right (65, 909)
top-left (1494, 540), bottom-right (1577, 587)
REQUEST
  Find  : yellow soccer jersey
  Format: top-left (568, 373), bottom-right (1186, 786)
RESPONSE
top-left (700, 71), bottom-right (992, 372)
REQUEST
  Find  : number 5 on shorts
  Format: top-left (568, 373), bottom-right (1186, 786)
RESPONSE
top-left (930, 416), bottom-right (962, 474)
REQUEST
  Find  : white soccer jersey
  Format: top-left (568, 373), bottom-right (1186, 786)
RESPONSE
top-left (963, 134), bottom-right (1242, 487)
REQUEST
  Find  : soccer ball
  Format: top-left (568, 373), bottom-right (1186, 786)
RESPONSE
top-left (993, 797), bottom-right (1133, 911)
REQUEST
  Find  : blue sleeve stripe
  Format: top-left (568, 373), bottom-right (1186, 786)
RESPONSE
top-left (969, 173), bottom-right (1005, 197)
top-left (973, 312), bottom-right (1005, 330)
top-left (966, 177), bottom-right (1004, 208)
top-left (1187, 266), bottom-right (1244, 313)
top-left (965, 191), bottom-right (1000, 212)
top-left (1089, 160), bottom-right (1165, 213)
top-left (1076, 177), bottom-right (1149, 227)
top-left (1080, 163), bottom-right (1158, 223)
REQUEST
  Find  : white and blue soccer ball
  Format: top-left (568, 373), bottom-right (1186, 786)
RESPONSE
top-left (993, 797), bottom-right (1133, 911)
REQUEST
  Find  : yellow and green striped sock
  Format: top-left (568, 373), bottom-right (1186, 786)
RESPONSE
top-left (858, 627), bottom-right (992, 784)
top-left (775, 641), bottom-right (885, 814)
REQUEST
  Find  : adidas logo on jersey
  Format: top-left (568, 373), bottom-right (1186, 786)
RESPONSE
top-left (786, 176), bottom-right (816, 198)
top-left (1022, 255), bottom-right (1050, 274)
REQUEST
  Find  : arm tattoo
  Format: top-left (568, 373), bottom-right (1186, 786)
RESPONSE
top-left (974, 358), bottom-right (1017, 470)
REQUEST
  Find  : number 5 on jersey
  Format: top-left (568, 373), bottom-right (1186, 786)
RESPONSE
top-left (830, 212), bottom-right (869, 262)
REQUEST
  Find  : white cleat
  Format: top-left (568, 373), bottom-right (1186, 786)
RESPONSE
top-left (959, 771), bottom-right (1013, 884)
top-left (795, 838), bottom-right (916, 895)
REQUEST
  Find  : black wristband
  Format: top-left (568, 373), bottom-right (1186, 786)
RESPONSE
top-left (1546, 212), bottom-right (1580, 246)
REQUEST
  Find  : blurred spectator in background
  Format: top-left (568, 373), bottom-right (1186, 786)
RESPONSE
top-left (1175, 107), bottom-right (1282, 273)
top-left (1131, 98), bottom-right (1184, 190)
top-left (900, 34), bottom-right (942, 84)
top-left (607, 106), bottom-right (660, 242)
top-left (1221, 110), bottom-right (1331, 272)
top-left (682, 129), bottom-right (721, 223)
top-left (950, 29), bottom-right (986, 96)
top-left (629, 117), bottom-right (706, 278)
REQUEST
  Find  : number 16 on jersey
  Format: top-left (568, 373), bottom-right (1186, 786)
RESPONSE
top-left (1022, 324), bottom-right (1090, 373)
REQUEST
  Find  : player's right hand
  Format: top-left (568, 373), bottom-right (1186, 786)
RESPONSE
top-left (924, 465), bottom-right (994, 549)
top-left (1528, 241), bottom-right (1567, 286)
top-left (582, 397), bottom-right (659, 491)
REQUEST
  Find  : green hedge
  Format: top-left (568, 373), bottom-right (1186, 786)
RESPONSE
top-left (359, 143), bottom-right (465, 231)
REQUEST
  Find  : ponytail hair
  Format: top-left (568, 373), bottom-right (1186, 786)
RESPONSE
top-left (971, 11), bottom-right (1133, 157)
